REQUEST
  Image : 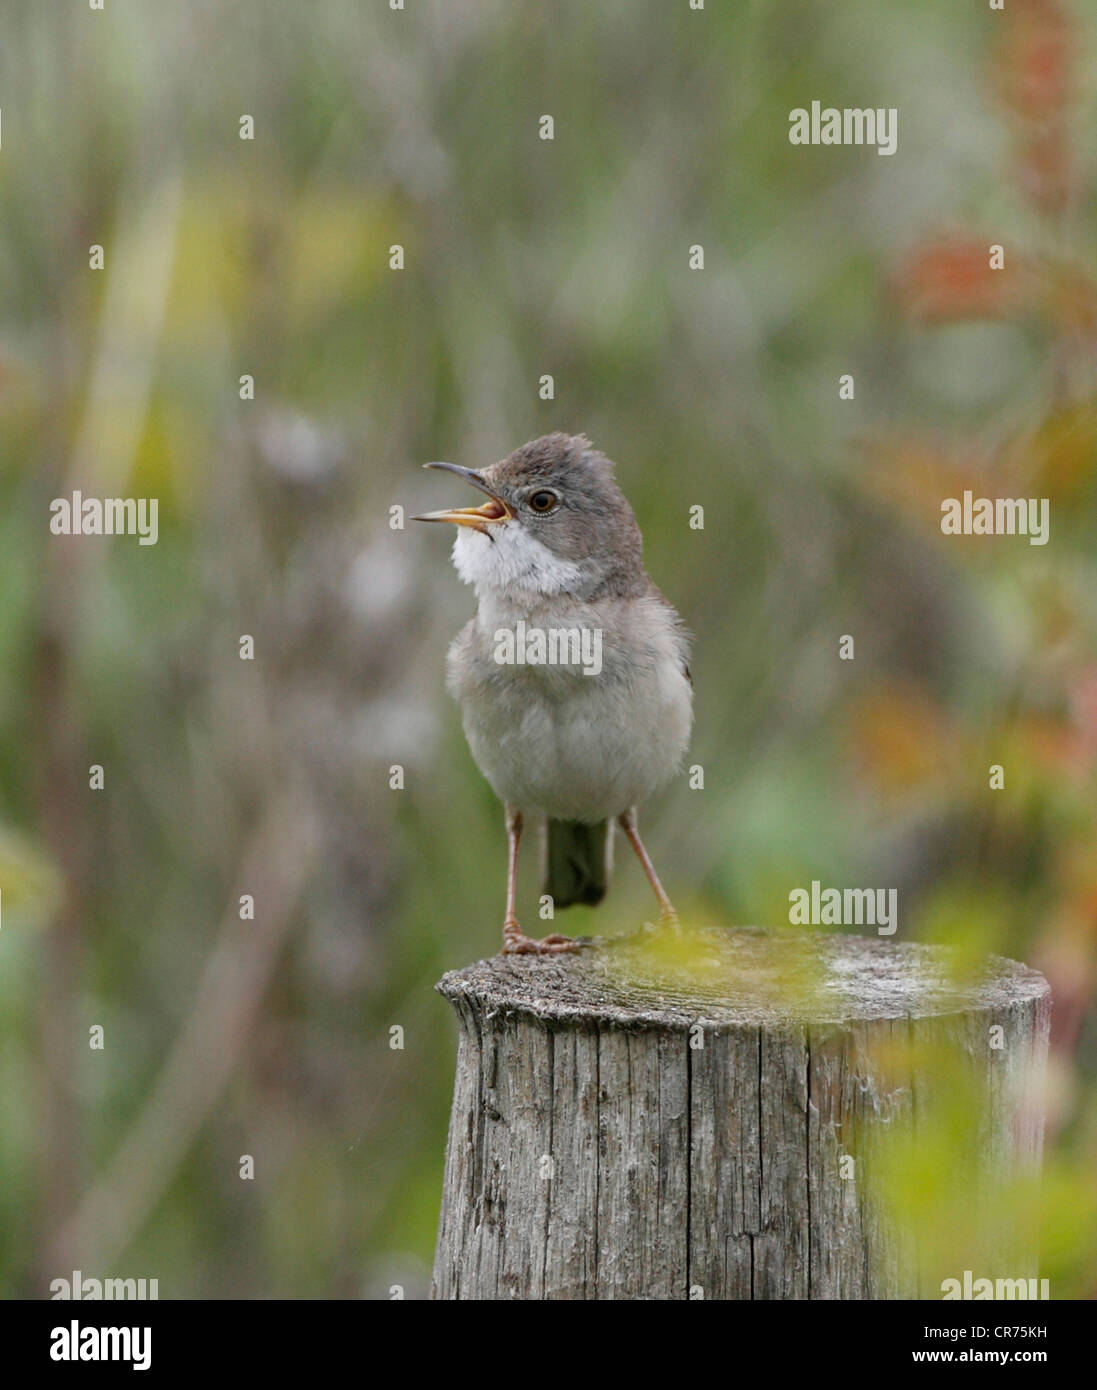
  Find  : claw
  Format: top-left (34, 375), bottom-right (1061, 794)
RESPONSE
top-left (501, 924), bottom-right (582, 955)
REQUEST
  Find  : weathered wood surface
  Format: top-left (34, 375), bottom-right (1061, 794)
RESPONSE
top-left (431, 927), bottom-right (1050, 1300)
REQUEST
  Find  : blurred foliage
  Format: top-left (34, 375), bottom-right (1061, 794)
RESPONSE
top-left (0, 0), bottom-right (1095, 1298)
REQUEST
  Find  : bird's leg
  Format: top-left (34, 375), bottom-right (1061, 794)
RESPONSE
top-left (618, 807), bottom-right (679, 927)
top-left (501, 805), bottom-right (579, 955)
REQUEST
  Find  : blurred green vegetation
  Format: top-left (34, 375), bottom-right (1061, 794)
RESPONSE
top-left (1, 0), bottom-right (1095, 1297)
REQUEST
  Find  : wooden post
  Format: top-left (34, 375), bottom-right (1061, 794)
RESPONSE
top-left (431, 927), bottom-right (1050, 1300)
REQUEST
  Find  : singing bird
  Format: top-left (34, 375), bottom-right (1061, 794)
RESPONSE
top-left (415, 433), bottom-right (692, 954)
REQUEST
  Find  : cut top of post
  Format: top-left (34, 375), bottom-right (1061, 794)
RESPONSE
top-left (436, 927), bottom-right (1050, 1031)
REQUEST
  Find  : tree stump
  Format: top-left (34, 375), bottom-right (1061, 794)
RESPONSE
top-left (431, 927), bottom-right (1050, 1300)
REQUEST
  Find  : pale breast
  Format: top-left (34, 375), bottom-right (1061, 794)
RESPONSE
top-left (446, 596), bottom-right (692, 821)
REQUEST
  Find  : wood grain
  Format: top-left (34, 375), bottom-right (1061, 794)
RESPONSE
top-left (431, 927), bottom-right (1050, 1300)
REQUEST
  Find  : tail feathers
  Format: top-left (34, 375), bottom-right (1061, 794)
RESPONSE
top-left (542, 819), bottom-right (613, 909)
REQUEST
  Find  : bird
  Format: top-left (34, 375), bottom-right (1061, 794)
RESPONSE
top-left (414, 432), bottom-right (692, 955)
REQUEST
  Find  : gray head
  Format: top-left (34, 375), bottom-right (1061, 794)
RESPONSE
top-left (414, 433), bottom-right (646, 600)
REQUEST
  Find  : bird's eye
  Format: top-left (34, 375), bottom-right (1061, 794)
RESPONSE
top-left (528, 490), bottom-right (557, 513)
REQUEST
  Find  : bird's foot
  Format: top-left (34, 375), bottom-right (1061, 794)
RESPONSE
top-left (618, 910), bottom-right (682, 943)
top-left (501, 921), bottom-right (581, 955)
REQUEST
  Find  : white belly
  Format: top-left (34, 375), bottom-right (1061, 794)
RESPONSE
top-left (453, 645), bottom-right (693, 822)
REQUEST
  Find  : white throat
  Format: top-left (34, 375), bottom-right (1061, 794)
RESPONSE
top-left (451, 522), bottom-right (584, 605)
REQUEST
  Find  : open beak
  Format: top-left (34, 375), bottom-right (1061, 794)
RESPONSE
top-left (412, 461), bottom-right (515, 536)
